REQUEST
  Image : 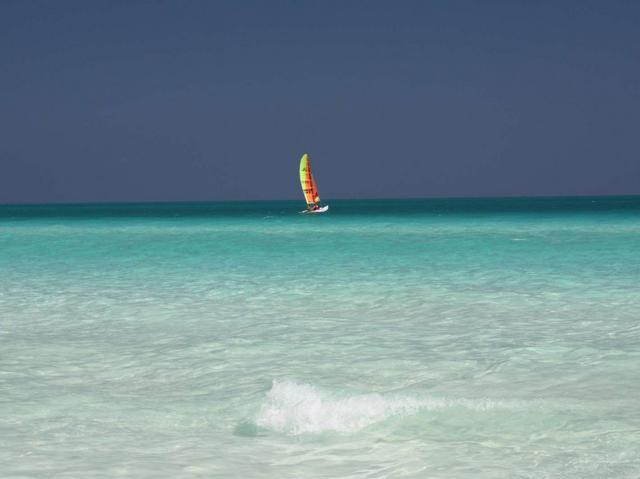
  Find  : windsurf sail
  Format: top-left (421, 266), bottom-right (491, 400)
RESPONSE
top-left (299, 153), bottom-right (321, 206)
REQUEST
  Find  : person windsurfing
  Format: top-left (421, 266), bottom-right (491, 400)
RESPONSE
top-left (299, 153), bottom-right (329, 213)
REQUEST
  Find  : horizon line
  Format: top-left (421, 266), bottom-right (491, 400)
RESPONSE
top-left (1, 193), bottom-right (640, 208)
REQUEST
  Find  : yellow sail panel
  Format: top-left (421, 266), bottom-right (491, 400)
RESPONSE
top-left (299, 153), bottom-right (320, 205)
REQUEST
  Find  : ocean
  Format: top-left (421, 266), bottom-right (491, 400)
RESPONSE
top-left (1, 197), bottom-right (639, 478)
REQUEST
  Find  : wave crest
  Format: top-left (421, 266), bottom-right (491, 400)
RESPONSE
top-left (253, 380), bottom-right (522, 435)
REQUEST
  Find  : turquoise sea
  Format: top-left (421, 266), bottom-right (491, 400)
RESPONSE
top-left (1, 197), bottom-right (639, 478)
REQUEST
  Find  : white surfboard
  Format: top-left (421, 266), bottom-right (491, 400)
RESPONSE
top-left (300, 205), bottom-right (329, 214)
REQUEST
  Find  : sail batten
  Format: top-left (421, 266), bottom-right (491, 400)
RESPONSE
top-left (299, 154), bottom-right (321, 205)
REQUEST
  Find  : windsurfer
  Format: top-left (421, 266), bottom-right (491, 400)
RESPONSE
top-left (299, 154), bottom-right (328, 213)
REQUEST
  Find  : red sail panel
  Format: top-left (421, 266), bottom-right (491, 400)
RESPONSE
top-left (299, 154), bottom-right (320, 205)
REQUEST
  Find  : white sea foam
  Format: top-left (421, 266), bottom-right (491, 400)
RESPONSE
top-left (254, 380), bottom-right (525, 435)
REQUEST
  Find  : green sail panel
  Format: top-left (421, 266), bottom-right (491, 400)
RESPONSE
top-left (299, 153), bottom-right (320, 205)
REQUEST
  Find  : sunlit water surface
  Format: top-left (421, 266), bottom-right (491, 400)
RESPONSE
top-left (1, 198), bottom-right (639, 478)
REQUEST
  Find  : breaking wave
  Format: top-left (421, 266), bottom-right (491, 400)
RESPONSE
top-left (253, 380), bottom-right (525, 435)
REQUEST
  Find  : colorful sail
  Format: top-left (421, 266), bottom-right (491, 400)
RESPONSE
top-left (299, 153), bottom-right (321, 205)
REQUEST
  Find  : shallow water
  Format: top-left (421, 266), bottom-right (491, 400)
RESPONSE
top-left (1, 197), bottom-right (639, 478)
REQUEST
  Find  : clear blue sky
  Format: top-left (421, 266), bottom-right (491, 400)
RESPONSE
top-left (1, 0), bottom-right (639, 204)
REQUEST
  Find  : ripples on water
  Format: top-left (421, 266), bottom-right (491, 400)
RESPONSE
top-left (1, 198), bottom-right (640, 478)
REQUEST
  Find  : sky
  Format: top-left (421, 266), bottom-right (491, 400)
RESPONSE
top-left (1, 0), bottom-right (639, 204)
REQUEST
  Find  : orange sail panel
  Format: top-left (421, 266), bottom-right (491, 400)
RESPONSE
top-left (299, 154), bottom-right (320, 205)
